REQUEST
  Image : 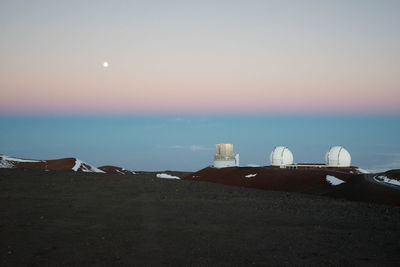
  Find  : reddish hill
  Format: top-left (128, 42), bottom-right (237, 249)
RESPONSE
top-left (184, 166), bottom-right (400, 206)
top-left (0, 155), bottom-right (104, 173)
top-left (184, 166), bottom-right (361, 193)
top-left (98, 165), bottom-right (135, 175)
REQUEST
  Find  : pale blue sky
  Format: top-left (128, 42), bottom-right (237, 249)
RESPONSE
top-left (1, 116), bottom-right (399, 172)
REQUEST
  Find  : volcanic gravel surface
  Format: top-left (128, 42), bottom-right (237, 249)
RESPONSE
top-left (1, 169), bottom-right (400, 266)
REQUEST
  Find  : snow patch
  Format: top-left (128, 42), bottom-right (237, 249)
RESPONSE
top-left (247, 164), bottom-right (260, 167)
top-left (72, 159), bottom-right (82, 171)
top-left (357, 168), bottom-right (370, 174)
top-left (72, 159), bottom-right (105, 173)
top-left (0, 158), bottom-right (15, 168)
top-left (245, 174), bottom-right (257, 178)
top-left (0, 155), bottom-right (42, 169)
top-left (116, 169), bottom-right (125, 175)
top-left (326, 175), bottom-right (345, 186)
top-left (374, 176), bottom-right (400, 187)
top-left (1, 155), bottom-right (41, 163)
top-left (156, 173), bottom-right (180, 179)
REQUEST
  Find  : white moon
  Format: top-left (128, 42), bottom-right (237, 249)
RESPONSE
top-left (103, 62), bottom-right (109, 68)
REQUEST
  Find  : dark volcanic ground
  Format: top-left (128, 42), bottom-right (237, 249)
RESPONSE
top-left (1, 169), bottom-right (400, 266)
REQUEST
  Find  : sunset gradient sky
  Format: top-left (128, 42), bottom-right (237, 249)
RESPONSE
top-left (1, 1), bottom-right (400, 171)
top-left (1, 0), bottom-right (400, 115)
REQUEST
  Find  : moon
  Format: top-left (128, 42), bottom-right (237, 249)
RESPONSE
top-left (103, 61), bottom-right (109, 68)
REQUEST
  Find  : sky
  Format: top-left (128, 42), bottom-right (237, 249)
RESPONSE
top-left (1, 116), bottom-right (400, 172)
top-left (1, 1), bottom-right (400, 171)
top-left (1, 0), bottom-right (399, 115)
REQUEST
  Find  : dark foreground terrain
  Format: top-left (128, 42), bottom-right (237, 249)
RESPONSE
top-left (1, 169), bottom-right (399, 266)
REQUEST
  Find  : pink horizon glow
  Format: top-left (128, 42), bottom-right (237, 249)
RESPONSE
top-left (1, 68), bottom-right (399, 115)
top-left (1, 1), bottom-right (399, 116)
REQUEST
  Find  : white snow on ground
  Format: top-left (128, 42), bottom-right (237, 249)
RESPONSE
top-left (357, 168), bottom-right (370, 174)
top-left (245, 174), bottom-right (257, 178)
top-left (0, 158), bottom-right (15, 168)
top-left (115, 169), bottom-right (136, 175)
top-left (1, 155), bottom-right (41, 163)
top-left (0, 155), bottom-right (42, 169)
top-left (156, 173), bottom-right (180, 179)
top-left (72, 159), bottom-right (81, 171)
top-left (116, 169), bottom-right (125, 175)
top-left (375, 176), bottom-right (400, 186)
top-left (247, 164), bottom-right (260, 167)
top-left (326, 175), bottom-right (345, 186)
top-left (72, 159), bottom-right (105, 173)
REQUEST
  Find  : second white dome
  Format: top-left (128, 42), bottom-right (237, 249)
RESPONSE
top-left (325, 146), bottom-right (351, 167)
top-left (270, 146), bottom-right (294, 166)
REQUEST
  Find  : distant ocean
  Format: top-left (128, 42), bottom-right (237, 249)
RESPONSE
top-left (1, 115), bottom-right (399, 172)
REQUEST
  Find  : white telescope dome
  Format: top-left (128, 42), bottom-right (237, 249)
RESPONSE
top-left (325, 146), bottom-right (351, 167)
top-left (270, 146), bottom-right (293, 166)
